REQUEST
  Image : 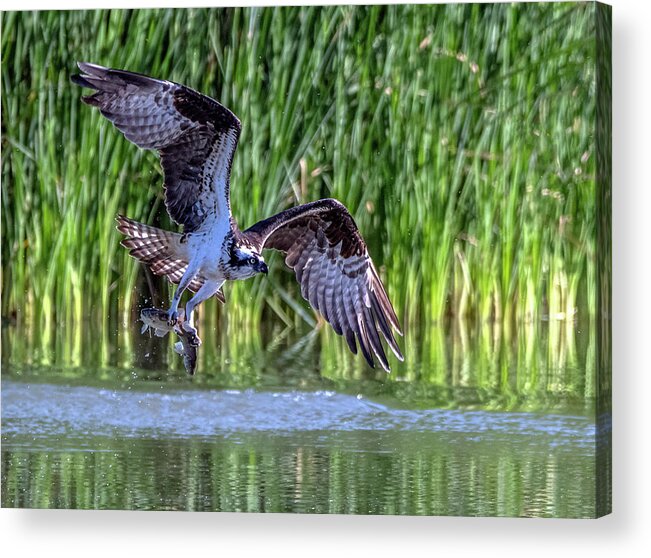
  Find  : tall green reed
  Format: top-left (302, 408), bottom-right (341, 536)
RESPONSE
top-left (2, 3), bottom-right (599, 366)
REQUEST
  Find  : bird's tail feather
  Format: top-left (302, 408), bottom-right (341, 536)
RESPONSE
top-left (115, 215), bottom-right (208, 294)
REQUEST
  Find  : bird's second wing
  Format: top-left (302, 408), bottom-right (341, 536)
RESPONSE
top-left (72, 62), bottom-right (241, 232)
top-left (244, 199), bottom-right (403, 371)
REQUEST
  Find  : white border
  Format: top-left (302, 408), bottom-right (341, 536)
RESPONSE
top-left (2, 0), bottom-right (650, 556)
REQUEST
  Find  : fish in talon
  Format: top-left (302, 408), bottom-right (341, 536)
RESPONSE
top-left (139, 308), bottom-right (198, 375)
top-left (180, 321), bottom-right (201, 344)
top-left (173, 335), bottom-right (198, 376)
top-left (140, 307), bottom-right (184, 337)
top-left (181, 324), bottom-right (202, 348)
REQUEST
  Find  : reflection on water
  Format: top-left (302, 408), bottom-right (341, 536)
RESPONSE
top-left (2, 381), bottom-right (597, 441)
top-left (1, 318), bottom-right (610, 517)
top-left (2, 380), bottom-right (602, 516)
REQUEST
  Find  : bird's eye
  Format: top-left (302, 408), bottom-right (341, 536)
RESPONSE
top-left (248, 257), bottom-right (257, 265)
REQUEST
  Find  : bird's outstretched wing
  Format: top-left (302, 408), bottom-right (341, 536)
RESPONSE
top-left (244, 198), bottom-right (403, 371)
top-left (71, 62), bottom-right (241, 232)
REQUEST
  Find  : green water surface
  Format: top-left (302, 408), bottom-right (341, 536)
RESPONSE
top-left (1, 319), bottom-right (610, 517)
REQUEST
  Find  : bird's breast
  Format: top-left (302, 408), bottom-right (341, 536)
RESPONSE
top-left (188, 225), bottom-right (231, 281)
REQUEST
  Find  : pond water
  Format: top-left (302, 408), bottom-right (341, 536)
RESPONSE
top-left (1, 319), bottom-right (610, 517)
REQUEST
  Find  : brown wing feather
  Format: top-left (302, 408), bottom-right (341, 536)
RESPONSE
top-left (244, 198), bottom-right (403, 371)
top-left (72, 62), bottom-right (241, 232)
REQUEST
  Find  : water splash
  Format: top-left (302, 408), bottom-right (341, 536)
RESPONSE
top-left (2, 380), bottom-right (595, 447)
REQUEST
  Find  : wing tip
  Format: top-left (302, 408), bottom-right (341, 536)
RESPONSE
top-left (385, 335), bottom-right (404, 366)
top-left (77, 61), bottom-right (108, 74)
top-left (344, 330), bottom-right (358, 355)
top-left (363, 354), bottom-right (376, 370)
top-left (71, 62), bottom-right (108, 89)
top-left (70, 73), bottom-right (90, 88)
top-left (376, 345), bottom-right (402, 373)
top-left (70, 74), bottom-right (104, 108)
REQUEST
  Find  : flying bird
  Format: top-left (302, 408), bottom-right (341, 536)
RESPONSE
top-left (71, 62), bottom-right (403, 371)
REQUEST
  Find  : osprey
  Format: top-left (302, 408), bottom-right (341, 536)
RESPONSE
top-left (72, 62), bottom-right (403, 371)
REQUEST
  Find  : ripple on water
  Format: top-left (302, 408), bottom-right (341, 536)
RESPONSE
top-left (1, 380), bottom-right (595, 449)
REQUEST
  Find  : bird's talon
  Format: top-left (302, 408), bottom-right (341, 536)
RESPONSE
top-left (167, 310), bottom-right (178, 326)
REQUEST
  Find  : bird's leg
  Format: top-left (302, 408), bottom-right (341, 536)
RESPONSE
top-left (182, 280), bottom-right (224, 347)
top-left (167, 261), bottom-right (200, 325)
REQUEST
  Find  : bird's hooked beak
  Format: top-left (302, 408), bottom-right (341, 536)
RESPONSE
top-left (257, 260), bottom-right (269, 275)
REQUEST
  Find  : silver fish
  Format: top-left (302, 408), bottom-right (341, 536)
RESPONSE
top-left (140, 307), bottom-right (177, 338)
top-left (140, 308), bottom-right (200, 375)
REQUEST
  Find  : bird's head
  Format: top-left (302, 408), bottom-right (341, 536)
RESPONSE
top-left (230, 246), bottom-right (268, 279)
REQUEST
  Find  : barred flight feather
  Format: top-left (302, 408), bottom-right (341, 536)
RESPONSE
top-left (244, 198), bottom-right (403, 371)
top-left (116, 215), bottom-right (224, 301)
